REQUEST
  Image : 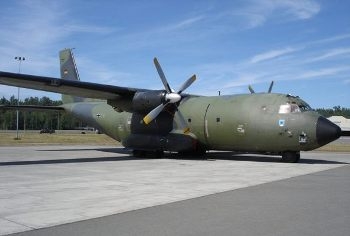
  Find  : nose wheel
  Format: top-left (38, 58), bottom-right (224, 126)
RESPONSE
top-left (281, 151), bottom-right (300, 163)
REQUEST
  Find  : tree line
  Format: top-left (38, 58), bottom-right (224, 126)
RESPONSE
top-left (0, 96), bottom-right (86, 130)
top-left (1, 96), bottom-right (349, 130)
top-left (316, 106), bottom-right (350, 119)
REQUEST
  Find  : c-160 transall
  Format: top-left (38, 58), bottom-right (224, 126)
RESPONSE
top-left (0, 49), bottom-right (341, 162)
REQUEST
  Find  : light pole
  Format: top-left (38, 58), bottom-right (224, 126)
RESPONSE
top-left (14, 56), bottom-right (25, 140)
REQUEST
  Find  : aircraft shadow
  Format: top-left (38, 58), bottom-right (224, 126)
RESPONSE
top-left (168, 151), bottom-right (349, 165)
top-left (1, 148), bottom-right (347, 166)
top-left (0, 156), bottom-right (140, 166)
top-left (38, 147), bottom-right (130, 154)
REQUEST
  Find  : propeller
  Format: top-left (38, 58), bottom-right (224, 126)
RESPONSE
top-left (142, 58), bottom-right (196, 134)
top-left (248, 81), bottom-right (274, 94)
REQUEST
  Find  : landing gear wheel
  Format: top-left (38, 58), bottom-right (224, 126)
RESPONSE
top-left (132, 150), bottom-right (164, 158)
top-left (193, 145), bottom-right (207, 157)
top-left (154, 150), bottom-right (164, 158)
top-left (281, 151), bottom-right (300, 163)
top-left (178, 145), bottom-right (207, 157)
top-left (132, 150), bottom-right (145, 157)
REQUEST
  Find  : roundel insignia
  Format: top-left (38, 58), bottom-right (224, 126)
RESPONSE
top-left (278, 119), bottom-right (285, 127)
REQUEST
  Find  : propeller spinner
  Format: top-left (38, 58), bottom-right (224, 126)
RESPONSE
top-left (142, 58), bottom-right (196, 134)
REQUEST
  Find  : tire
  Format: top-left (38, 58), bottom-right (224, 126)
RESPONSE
top-left (281, 151), bottom-right (300, 163)
top-left (132, 150), bottom-right (164, 158)
top-left (132, 150), bottom-right (145, 157)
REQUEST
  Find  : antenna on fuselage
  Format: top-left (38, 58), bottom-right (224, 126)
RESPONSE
top-left (248, 81), bottom-right (274, 94)
top-left (268, 81), bottom-right (274, 93)
top-left (248, 85), bottom-right (255, 94)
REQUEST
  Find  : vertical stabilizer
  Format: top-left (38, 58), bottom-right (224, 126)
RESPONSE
top-left (60, 49), bottom-right (83, 103)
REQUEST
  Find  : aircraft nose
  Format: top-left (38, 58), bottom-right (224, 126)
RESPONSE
top-left (316, 116), bottom-right (341, 146)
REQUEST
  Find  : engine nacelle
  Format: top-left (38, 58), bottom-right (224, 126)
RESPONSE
top-left (132, 90), bottom-right (166, 113)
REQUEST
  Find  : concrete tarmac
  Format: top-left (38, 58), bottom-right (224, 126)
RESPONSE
top-left (0, 145), bottom-right (349, 235)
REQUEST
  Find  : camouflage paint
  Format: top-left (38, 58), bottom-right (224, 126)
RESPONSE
top-left (0, 48), bottom-right (341, 161)
top-left (54, 49), bottom-right (336, 153)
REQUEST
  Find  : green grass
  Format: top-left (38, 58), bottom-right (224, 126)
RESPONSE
top-left (0, 131), bottom-right (120, 146)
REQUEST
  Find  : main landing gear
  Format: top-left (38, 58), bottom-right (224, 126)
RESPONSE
top-left (132, 150), bottom-right (164, 158)
top-left (281, 151), bottom-right (300, 163)
top-left (178, 146), bottom-right (207, 157)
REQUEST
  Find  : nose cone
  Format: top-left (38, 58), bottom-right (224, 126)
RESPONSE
top-left (316, 116), bottom-right (341, 146)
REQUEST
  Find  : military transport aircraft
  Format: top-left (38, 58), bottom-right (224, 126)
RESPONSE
top-left (0, 49), bottom-right (341, 162)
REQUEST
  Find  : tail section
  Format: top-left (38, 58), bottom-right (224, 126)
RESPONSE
top-left (60, 49), bottom-right (83, 104)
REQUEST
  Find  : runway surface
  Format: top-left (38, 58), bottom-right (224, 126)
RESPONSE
top-left (0, 144), bottom-right (349, 235)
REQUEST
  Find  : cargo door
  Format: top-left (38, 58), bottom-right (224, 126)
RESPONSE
top-left (204, 101), bottom-right (234, 149)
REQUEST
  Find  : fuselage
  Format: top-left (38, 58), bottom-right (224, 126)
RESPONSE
top-left (62, 93), bottom-right (341, 154)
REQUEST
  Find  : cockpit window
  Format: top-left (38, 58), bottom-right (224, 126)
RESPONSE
top-left (280, 95), bottom-right (313, 113)
top-left (279, 104), bottom-right (291, 114)
top-left (278, 103), bottom-right (310, 114)
top-left (279, 104), bottom-right (300, 114)
top-left (298, 103), bottom-right (312, 111)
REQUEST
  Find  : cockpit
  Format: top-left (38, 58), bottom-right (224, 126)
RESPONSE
top-left (278, 95), bottom-right (312, 114)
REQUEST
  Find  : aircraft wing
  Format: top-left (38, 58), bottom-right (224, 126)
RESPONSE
top-left (0, 105), bottom-right (65, 112)
top-left (0, 71), bottom-right (140, 101)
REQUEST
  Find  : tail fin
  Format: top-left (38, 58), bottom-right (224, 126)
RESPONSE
top-left (60, 49), bottom-right (83, 104)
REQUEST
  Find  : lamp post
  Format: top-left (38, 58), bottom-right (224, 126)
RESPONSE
top-left (14, 56), bottom-right (25, 140)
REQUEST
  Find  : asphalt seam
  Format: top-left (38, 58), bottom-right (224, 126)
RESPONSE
top-left (1, 217), bottom-right (35, 230)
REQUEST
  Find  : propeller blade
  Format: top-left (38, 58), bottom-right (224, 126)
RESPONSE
top-left (154, 58), bottom-right (172, 93)
top-left (268, 81), bottom-right (274, 93)
top-left (177, 75), bottom-right (196, 94)
top-left (147, 58), bottom-right (197, 126)
top-left (248, 85), bottom-right (255, 94)
top-left (175, 110), bottom-right (190, 134)
top-left (143, 103), bottom-right (166, 125)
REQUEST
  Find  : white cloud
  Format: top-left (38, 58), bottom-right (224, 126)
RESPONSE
top-left (0, 1), bottom-right (117, 75)
top-left (0, 1), bottom-right (114, 54)
top-left (62, 24), bottom-right (116, 34)
top-left (279, 0), bottom-right (321, 19)
top-left (232, 0), bottom-right (320, 29)
top-left (308, 48), bottom-right (350, 62)
top-left (169, 16), bottom-right (205, 30)
top-left (250, 47), bottom-right (297, 63)
top-left (223, 73), bottom-right (261, 88)
top-left (311, 33), bottom-right (350, 45)
top-left (298, 66), bottom-right (350, 79)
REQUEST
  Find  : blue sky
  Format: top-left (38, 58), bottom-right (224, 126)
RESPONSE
top-left (0, 0), bottom-right (349, 108)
